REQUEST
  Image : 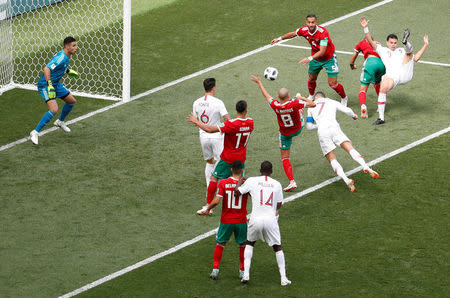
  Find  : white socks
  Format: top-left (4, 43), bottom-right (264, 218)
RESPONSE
top-left (349, 149), bottom-right (367, 169)
top-left (243, 245), bottom-right (254, 278)
top-left (275, 250), bottom-right (287, 279)
top-left (205, 162), bottom-right (215, 186)
top-left (330, 159), bottom-right (350, 184)
top-left (377, 93), bottom-right (387, 121)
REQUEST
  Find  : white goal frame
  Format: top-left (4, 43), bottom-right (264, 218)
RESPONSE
top-left (0, 0), bottom-right (131, 102)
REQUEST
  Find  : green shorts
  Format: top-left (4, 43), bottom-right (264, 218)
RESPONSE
top-left (216, 222), bottom-right (247, 244)
top-left (308, 53), bottom-right (340, 77)
top-left (212, 159), bottom-right (246, 179)
top-left (360, 57), bottom-right (386, 86)
top-left (279, 128), bottom-right (302, 150)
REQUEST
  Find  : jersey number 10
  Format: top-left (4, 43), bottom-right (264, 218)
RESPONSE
top-left (225, 190), bottom-right (243, 209)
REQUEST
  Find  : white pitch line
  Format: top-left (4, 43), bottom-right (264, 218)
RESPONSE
top-left (59, 125), bottom-right (450, 298)
top-left (277, 43), bottom-right (450, 67)
top-left (0, 0), bottom-right (396, 153)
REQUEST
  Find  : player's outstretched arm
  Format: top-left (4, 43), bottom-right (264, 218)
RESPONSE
top-left (360, 17), bottom-right (377, 50)
top-left (349, 51), bottom-right (359, 69)
top-left (200, 196), bottom-right (221, 215)
top-left (414, 34), bottom-right (429, 62)
top-left (250, 75), bottom-right (271, 102)
top-left (337, 104), bottom-right (357, 119)
top-left (187, 113), bottom-right (220, 133)
top-left (271, 31), bottom-right (297, 45)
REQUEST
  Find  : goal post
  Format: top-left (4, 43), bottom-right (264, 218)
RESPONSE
top-left (0, 0), bottom-right (131, 102)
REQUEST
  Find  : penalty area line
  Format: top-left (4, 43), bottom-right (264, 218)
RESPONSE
top-left (277, 44), bottom-right (450, 67)
top-left (58, 125), bottom-right (449, 298)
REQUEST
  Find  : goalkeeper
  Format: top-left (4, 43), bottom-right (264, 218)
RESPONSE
top-left (30, 36), bottom-right (79, 145)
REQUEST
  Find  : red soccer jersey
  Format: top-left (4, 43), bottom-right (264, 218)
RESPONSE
top-left (296, 25), bottom-right (335, 61)
top-left (216, 177), bottom-right (248, 224)
top-left (217, 118), bottom-right (254, 164)
top-left (354, 39), bottom-right (380, 59)
top-left (269, 98), bottom-right (305, 135)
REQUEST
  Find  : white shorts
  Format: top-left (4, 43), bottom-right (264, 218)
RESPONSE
top-left (247, 216), bottom-right (281, 246)
top-left (317, 126), bottom-right (350, 156)
top-left (384, 57), bottom-right (414, 88)
top-left (200, 136), bottom-right (223, 161)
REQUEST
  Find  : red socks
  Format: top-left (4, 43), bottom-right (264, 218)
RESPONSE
top-left (308, 78), bottom-right (316, 96)
top-left (374, 83), bottom-right (380, 96)
top-left (330, 83), bottom-right (346, 99)
top-left (213, 243), bottom-right (224, 269)
top-left (206, 179), bottom-right (218, 204)
top-left (282, 157), bottom-right (294, 181)
top-left (239, 245), bottom-right (245, 271)
top-left (358, 90), bottom-right (366, 105)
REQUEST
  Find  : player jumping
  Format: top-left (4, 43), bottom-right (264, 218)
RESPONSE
top-left (306, 92), bottom-right (379, 192)
top-left (271, 14), bottom-right (349, 106)
top-left (349, 38), bottom-right (386, 118)
top-left (360, 17), bottom-right (429, 125)
top-left (30, 36), bottom-right (79, 145)
top-left (250, 75), bottom-right (315, 191)
top-left (198, 160), bottom-right (249, 280)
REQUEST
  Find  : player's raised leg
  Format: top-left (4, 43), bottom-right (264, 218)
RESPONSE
top-left (326, 151), bottom-right (355, 192)
top-left (328, 76), bottom-right (348, 107)
top-left (341, 141), bottom-right (379, 179)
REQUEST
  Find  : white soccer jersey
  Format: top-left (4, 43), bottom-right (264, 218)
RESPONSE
top-left (238, 175), bottom-right (283, 220)
top-left (376, 45), bottom-right (406, 72)
top-left (307, 98), bottom-right (356, 155)
top-left (307, 97), bottom-right (356, 130)
top-left (193, 95), bottom-right (228, 138)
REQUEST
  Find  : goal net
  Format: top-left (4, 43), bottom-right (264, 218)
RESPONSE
top-left (0, 0), bottom-right (130, 101)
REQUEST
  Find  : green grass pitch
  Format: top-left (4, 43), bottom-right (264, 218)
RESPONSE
top-left (0, 0), bottom-right (449, 297)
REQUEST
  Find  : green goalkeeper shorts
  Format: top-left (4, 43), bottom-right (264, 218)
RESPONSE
top-left (360, 57), bottom-right (386, 86)
top-left (216, 222), bottom-right (247, 244)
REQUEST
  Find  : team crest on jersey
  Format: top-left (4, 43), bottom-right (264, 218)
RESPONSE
top-left (50, 64), bottom-right (56, 69)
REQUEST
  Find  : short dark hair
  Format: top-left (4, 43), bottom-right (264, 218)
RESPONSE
top-left (306, 14), bottom-right (317, 19)
top-left (236, 100), bottom-right (247, 113)
top-left (314, 91), bottom-right (326, 99)
top-left (203, 78), bottom-right (216, 92)
top-left (64, 36), bottom-right (76, 46)
top-left (386, 34), bottom-right (398, 41)
top-left (260, 161), bottom-right (273, 175)
top-left (231, 160), bottom-right (243, 174)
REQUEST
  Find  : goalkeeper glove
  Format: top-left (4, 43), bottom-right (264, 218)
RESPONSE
top-left (47, 80), bottom-right (56, 99)
top-left (66, 68), bottom-right (79, 78)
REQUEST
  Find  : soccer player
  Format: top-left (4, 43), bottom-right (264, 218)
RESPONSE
top-left (198, 160), bottom-right (249, 280)
top-left (193, 78), bottom-right (230, 188)
top-left (235, 161), bottom-right (291, 286)
top-left (30, 36), bottom-right (79, 145)
top-left (270, 14), bottom-right (349, 106)
top-left (360, 17), bottom-right (429, 125)
top-left (349, 38), bottom-right (386, 118)
top-left (250, 75), bottom-right (315, 191)
top-left (188, 100), bottom-right (254, 215)
top-left (306, 92), bottom-right (379, 192)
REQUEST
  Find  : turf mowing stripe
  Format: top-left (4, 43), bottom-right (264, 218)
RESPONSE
top-left (0, 0), bottom-right (395, 153)
top-left (277, 44), bottom-right (450, 67)
top-left (58, 126), bottom-right (449, 298)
